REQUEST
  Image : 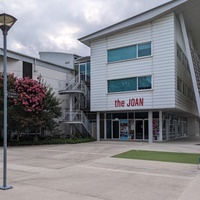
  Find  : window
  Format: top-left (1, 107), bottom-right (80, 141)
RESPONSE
top-left (138, 42), bottom-right (151, 57)
top-left (108, 78), bottom-right (137, 93)
top-left (138, 76), bottom-right (152, 90)
top-left (177, 43), bottom-right (190, 73)
top-left (108, 75), bottom-right (152, 93)
top-left (177, 77), bottom-right (182, 92)
top-left (79, 62), bottom-right (90, 82)
top-left (107, 42), bottom-right (151, 63)
top-left (108, 45), bottom-right (136, 63)
top-left (23, 62), bottom-right (32, 78)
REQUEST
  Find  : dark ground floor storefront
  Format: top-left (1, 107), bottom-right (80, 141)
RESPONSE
top-left (95, 111), bottom-right (199, 142)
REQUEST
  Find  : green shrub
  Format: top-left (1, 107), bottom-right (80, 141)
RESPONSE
top-left (0, 137), bottom-right (96, 146)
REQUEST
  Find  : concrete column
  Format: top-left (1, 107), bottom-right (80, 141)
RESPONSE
top-left (148, 111), bottom-right (153, 143)
top-left (166, 119), bottom-right (169, 140)
top-left (104, 113), bottom-right (107, 139)
top-left (188, 118), bottom-right (196, 136)
top-left (69, 94), bottom-right (73, 119)
top-left (96, 112), bottom-right (100, 141)
top-left (69, 94), bottom-right (73, 135)
top-left (159, 111), bottom-right (163, 141)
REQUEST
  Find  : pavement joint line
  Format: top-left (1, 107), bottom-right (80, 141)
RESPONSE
top-left (93, 162), bottom-right (198, 176)
top-left (177, 172), bottom-right (200, 200)
top-left (0, 163), bottom-right (54, 173)
top-left (46, 149), bottom-right (112, 156)
top-left (9, 182), bottom-right (107, 200)
top-left (77, 165), bottom-right (194, 180)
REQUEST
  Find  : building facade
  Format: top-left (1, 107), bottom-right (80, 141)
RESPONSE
top-left (79, 0), bottom-right (200, 142)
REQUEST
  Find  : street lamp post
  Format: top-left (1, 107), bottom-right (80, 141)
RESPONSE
top-left (0, 13), bottom-right (17, 190)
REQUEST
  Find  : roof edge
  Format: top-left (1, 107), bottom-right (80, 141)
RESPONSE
top-left (79, 0), bottom-right (187, 46)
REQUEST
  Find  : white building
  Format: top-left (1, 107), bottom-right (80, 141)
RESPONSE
top-left (0, 49), bottom-right (77, 133)
top-left (0, 49), bottom-right (75, 95)
top-left (79, 0), bottom-right (200, 142)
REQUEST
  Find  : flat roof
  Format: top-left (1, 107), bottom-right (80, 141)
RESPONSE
top-left (0, 48), bottom-right (75, 72)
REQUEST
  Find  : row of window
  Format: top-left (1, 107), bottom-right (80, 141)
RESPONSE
top-left (108, 42), bottom-right (151, 63)
top-left (177, 43), bottom-right (190, 73)
top-left (108, 76), bottom-right (152, 93)
top-left (177, 76), bottom-right (195, 102)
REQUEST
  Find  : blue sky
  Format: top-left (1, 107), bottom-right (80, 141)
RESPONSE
top-left (0, 0), bottom-right (171, 57)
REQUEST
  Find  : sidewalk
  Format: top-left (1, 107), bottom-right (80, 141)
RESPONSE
top-left (0, 137), bottom-right (200, 200)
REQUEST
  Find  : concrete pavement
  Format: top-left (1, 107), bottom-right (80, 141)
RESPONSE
top-left (0, 137), bottom-right (200, 200)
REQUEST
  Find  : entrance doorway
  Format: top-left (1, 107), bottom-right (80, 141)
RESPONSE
top-left (135, 119), bottom-right (148, 140)
top-left (112, 120), bottom-right (119, 139)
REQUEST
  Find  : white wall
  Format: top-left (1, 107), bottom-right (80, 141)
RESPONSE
top-left (0, 58), bottom-right (22, 77)
top-left (0, 56), bottom-right (70, 109)
top-left (90, 13), bottom-right (176, 112)
top-left (39, 52), bottom-right (76, 70)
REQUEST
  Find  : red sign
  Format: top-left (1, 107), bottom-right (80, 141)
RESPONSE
top-left (115, 98), bottom-right (144, 107)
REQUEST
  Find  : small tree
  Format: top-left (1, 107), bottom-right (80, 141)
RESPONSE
top-left (11, 77), bottom-right (46, 140)
top-left (0, 73), bottom-right (62, 141)
top-left (40, 83), bottom-right (62, 135)
top-left (0, 73), bottom-right (17, 137)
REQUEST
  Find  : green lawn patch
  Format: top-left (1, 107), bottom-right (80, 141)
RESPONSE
top-left (113, 150), bottom-right (200, 164)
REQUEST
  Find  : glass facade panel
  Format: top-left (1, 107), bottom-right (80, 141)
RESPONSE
top-left (108, 45), bottom-right (136, 62)
top-left (79, 62), bottom-right (90, 81)
top-left (138, 76), bottom-right (152, 90)
top-left (86, 62), bottom-right (90, 81)
top-left (108, 78), bottom-right (137, 93)
top-left (80, 64), bottom-right (86, 81)
top-left (138, 42), bottom-right (151, 57)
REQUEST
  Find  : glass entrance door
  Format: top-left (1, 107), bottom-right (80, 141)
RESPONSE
top-left (112, 120), bottom-right (120, 139)
top-left (144, 120), bottom-right (149, 140)
top-left (135, 120), bottom-right (143, 139)
top-left (135, 119), bottom-right (148, 140)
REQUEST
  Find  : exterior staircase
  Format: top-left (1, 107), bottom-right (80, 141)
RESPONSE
top-left (58, 74), bottom-right (91, 137)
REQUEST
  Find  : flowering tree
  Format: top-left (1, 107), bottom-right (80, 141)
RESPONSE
top-left (0, 73), bottom-right (61, 141)
top-left (14, 77), bottom-right (46, 113)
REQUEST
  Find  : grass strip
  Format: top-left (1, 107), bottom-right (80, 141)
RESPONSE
top-left (113, 150), bottom-right (200, 164)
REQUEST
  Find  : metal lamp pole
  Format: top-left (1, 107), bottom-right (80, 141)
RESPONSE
top-left (0, 13), bottom-right (17, 190)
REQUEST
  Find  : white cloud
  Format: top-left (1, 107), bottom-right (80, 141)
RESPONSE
top-left (0, 0), bottom-right (171, 57)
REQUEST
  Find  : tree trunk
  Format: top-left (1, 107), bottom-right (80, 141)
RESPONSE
top-left (34, 130), bottom-right (38, 142)
top-left (17, 130), bottom-right (20, 141)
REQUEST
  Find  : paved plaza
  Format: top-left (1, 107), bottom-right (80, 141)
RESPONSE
top-left (0, 137), bottom-right (200, 200)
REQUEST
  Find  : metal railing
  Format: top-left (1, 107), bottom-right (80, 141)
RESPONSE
top-left (62, 110), bottom-right (92, 134)
top-left (59, 100), bottom-right (80, 122)
top-left (58, 73), bottom-right (91, 136)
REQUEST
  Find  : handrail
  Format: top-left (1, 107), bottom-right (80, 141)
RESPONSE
top-left (59, 100), bottom-right (80, 122)
top-left (62, 110), bottom-right (92, 134)
top-left (58, 73), bottom-right (91, 136)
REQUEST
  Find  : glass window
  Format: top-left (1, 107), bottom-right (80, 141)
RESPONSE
top-left (138, 42), bottom-right (151, 57)
top-left (177, 77), bottom-right (182, 92)
top-left (108, 77), bottom-right (137, 93)
top-left (177, 44), bottom-right (182, 61)
top-left (135, 112), bottom-right (148, 119)
top-left (86, 62), bottom-right (90, 81)
top-left (138, 76), bottom-right (152, 90)
top-left (80, 64), bottom-right (86, 81)
top-left (108, 45), bottom-right (136, 63)
top-left (23, 62), bottom-right (32, 78)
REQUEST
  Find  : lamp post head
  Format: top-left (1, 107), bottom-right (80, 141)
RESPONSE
top-left (0, 13), bottom-right (17, 35)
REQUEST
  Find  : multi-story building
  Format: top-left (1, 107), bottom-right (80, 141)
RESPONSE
top-left (78, 0), bottom-right (200, 142)
top-left (0, 49), bottom-right (77, 135)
